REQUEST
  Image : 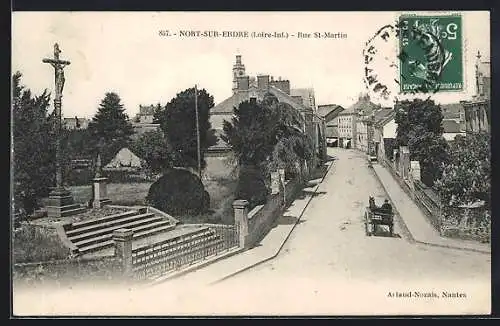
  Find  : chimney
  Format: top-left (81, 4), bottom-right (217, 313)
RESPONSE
top-left (270, 79), bottom-right (291, 95)
top-left (237, 76), bottom-right (250, 91)
top-left (257, 75), bottom-right (270, 90)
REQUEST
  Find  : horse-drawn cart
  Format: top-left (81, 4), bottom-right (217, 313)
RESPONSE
top-left (364, 197), bottom-right (394, 237)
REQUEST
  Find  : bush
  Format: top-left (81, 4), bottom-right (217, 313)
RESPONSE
top-left (145, 168), bottom-right (210, 216)
top-left (236, 165), bottom-right (269, 210)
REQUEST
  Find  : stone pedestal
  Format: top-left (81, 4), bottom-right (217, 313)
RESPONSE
top-left (233, 200), bottom-right (249, 249)
top-left (91, 177), bottom-right (111, 208)
top-left (113, 228), bottom-right (134, 276)
top-left (46, 187), bottom-right (85, 218)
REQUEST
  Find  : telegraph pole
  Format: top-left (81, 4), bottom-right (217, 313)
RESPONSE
top-left (194, 84), bottom-right (201, 178)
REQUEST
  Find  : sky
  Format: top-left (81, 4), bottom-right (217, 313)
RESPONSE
top-left (12, 11), bottom-right (490, 119)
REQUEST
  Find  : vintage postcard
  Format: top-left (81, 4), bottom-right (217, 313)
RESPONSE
top-left (11, 11), bottom-right (491, 316)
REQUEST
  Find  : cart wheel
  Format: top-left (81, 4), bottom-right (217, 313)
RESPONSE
top-left (367, 223), bottom-right (373, 236)
top-left (389, 225), bottom-right (394, 237)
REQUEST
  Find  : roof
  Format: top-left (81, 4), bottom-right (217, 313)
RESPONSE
top-left (373, 108), bottom-right (395, 127)
top-left (325, 125), bottom-right (339, 138)
top-left (210, 85), bottom-right (313, 115)
top-left (104, 147), bottom-right (142, 168)
top-left (442, 120), bottom-right (462, 133)
top-left (290, 88), bottom-right (315, 108)
top-left (440, 103), bottom-right (463, 119)
top-left (317, 104), bottom-right (344, 120)
top-left (340, 94), bottom-right (380, 115)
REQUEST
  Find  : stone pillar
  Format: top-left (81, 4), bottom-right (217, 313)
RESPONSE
top-left (113, 229), bottom-right (134, 276)
top-left (233, 200), bottom-right (249, 249)
top-left (92, 177), bottom-right (111, 208)
top-left (410, 161), bottom-right (421, 182)
top-left (270, 171), bottom-right (280, 195)
top-left (278, 168), bottom-right (286, 204)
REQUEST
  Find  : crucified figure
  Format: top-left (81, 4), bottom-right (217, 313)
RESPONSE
top-left (43, 43), bottom-right (71, 99)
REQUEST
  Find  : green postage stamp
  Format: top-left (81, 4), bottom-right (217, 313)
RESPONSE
top-left (398, 14), bottom-right (463, 93)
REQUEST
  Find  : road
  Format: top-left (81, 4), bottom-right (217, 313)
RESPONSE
top-left (13, 148), bottom-right (491, 316)
top-left (207, 148), bottom-right (491, 315)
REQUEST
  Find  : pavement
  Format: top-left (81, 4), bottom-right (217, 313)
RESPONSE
top-left (371, 162), bottom-right (491, 254)
top-left (147, 158), bottom-right (336, 287)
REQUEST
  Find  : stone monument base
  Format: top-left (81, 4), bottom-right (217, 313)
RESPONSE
top-left (46, 187), bottom-right (86, 218)
top-left (91, 177), bottom-right (111, 209)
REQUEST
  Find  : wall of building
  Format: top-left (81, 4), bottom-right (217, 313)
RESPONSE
top-left (210, 113), bottom-right (232, 131)
top-left (383, 119), bottom-right (397, 138)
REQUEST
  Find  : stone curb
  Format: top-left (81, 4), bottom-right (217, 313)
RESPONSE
top-left (370, 163), bottom-right (490, 255)
top-left (210, 159), bottom-right (336, 285)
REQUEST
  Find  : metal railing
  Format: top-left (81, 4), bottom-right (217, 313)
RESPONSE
top-left (131, 224), bottom-right (238, 281)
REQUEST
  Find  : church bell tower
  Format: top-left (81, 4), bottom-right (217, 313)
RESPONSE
top-left (232, 54), bottom-right (246, 93)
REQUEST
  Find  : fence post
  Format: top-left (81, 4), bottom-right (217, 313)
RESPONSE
top-left (233, 200), bottom-right (249, 249)
top-left (113, 228), bottom-right (134, 277)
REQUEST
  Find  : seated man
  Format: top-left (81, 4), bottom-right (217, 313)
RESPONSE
top-left (381, 199), bottom-right (392, 213)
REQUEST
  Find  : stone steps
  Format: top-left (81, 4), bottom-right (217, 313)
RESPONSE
top-left (68, 215), bottom-right (163, 243)
top-left (66, 212), bottom-right (154, 237)
top-left (77, 223), bottom-right (176, 255)
top-left (63, 208), bottom-right (177, 256)
top-left (69, 210), bottom-right (139, 230)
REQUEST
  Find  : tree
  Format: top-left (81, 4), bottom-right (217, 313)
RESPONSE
top-left (87, 92), bottom-right (135, 165)
top-left (155, 88), bottom-right (217, 169)
top-left (152, 102), bottom-right (163, 124)
top-left (434, 132), bottom-right (490, 209)
top-left (222, 94), bottom-right (313, 207)
top-left (267, 99), bottom-right (313, 178)
top-left (130, 129), bottom-right (174, 174)
top-left (394, 98), bottom-right (449, 186)
top-left (221, 99), bottom-right (277, 167)
top-left (12, 71), bottom-right (55, 214)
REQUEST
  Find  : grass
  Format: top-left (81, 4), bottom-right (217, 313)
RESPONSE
top-left (68, 182), bottom-right (152, 206)
top-left (66, 178), bottom-right (238, 225)
top-left (13, 225), bottom-right (71, 264)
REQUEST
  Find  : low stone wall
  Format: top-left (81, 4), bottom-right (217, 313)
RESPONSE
top-left (246, 193), bottom-right (282, 248)
top-left (381, 159), bottom-right (490, 243)
top-left (382, 158), bottom-right (443, 230)
top-left (234, 172), bottom-right (305, 249)
top-left (13, 256), bottom-right (124, 288)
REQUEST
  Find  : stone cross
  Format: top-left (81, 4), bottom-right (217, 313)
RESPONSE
top-left (42, 43), bottom-right (71, 191)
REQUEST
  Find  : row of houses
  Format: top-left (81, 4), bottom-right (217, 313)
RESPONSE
top-left (318, 51), bottom-right (490, 162)
top-left (62, 104), bottom-right (160, 139)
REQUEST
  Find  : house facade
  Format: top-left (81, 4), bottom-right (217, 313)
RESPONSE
top-left (131, 104), bottom-right (161, 139)
top-left (338, 94), bottom-right (379, 151)
top-left (372, 108), bottom-right (396, 162)
top-left (63, 116), bottom-right (90, 130)
top-left (317, 104), bottom-right (344, 147)
top-left (461, 51), bottom-right (490, 134)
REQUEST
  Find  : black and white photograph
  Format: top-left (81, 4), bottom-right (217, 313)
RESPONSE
top-left (11, 11), bottom-right (491, 316)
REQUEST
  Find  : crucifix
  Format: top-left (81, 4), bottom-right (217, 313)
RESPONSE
top-left (43, 43), bottom-right (71, 192)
